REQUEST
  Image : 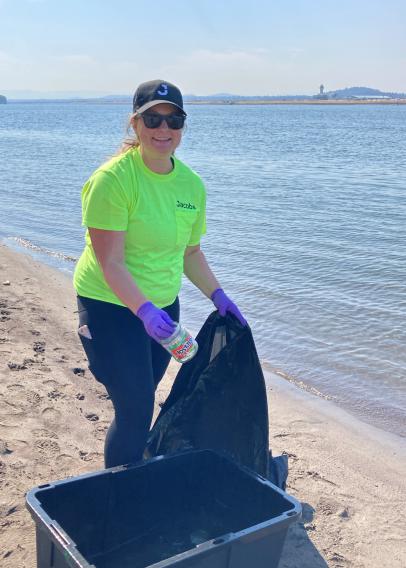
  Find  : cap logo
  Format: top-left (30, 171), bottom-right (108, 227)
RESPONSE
top-left (157, 83), bottom-right (168, 96)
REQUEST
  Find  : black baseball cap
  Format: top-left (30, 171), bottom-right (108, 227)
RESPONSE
top-left (132, 80), bottom-right (186, 116)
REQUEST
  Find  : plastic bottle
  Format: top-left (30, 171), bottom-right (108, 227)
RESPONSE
top-left (160, 323), bottom-right (198, 363)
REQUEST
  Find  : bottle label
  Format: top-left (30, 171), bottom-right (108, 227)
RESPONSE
top-left (164, 326), bottom-right (198, 362)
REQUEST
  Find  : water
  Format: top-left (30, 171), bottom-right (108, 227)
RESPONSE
top-left (1, 101), bottom-right (405, 437)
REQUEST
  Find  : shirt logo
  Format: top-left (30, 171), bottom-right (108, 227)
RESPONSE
top-left (177, 200), bottom-right (196, 210)
top-left (157, 83), bottom-right (169, 96)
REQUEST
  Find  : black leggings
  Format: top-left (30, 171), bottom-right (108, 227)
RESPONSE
top-left (77, 295), bottom-right (179, 468)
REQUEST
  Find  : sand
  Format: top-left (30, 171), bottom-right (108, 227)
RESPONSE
top-left (0, 242), bottom-right (405, 568)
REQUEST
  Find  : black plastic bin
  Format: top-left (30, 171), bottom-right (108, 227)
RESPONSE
top-left (26, 449), bottom-right (301, 568)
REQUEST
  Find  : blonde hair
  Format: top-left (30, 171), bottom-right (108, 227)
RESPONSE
top-left (116, 114), bottom-right (139, 156)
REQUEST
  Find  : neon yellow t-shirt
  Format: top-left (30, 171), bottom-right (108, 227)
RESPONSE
top-left (73, 147), bottom-right (206, 308)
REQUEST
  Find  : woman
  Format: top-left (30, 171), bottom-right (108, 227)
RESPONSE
top-left (73, 79), bottom-right (246, 468)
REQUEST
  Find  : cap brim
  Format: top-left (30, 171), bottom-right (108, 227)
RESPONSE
top-left (135, 100), bottom-right (187, 116)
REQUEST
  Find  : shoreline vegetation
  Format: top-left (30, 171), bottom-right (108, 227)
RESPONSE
top-left (1, 242), bottom-right (406, 567)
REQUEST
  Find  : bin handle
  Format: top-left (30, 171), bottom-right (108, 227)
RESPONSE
top-left (49, 522), bottom-right (97, 568)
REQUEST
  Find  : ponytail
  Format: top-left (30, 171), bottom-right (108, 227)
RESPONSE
top-left (115, 114), bottom-right (139, 156)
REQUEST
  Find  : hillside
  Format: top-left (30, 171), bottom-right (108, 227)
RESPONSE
top-left (327, 86), bottom-right (406, 99)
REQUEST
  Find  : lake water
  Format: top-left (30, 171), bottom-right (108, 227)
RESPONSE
top-left (1, 101), bottom-right (405, 437)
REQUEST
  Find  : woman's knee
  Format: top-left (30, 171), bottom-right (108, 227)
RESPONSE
top-left (107, 380), bottom-right (155, 428)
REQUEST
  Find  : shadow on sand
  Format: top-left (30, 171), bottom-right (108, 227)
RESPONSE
top-left (279, 502), bottom-right (328, 568)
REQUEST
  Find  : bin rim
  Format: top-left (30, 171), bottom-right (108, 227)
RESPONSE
top-left (26, 448), bottom-right (301, 524)
top-left (25, 448), bottom-right (301, 567)
top-left (27, 448), bottom-right (294, 496)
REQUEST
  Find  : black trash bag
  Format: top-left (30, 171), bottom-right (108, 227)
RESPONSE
top-left (268, 450), bottom-right (289, 491)
top-left (145, 311), bottom-right (269, 478)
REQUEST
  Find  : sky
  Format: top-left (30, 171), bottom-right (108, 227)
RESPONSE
top-left (0, 0), bottom-right (405, 98)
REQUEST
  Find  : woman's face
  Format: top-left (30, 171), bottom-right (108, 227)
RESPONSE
top-left (133, 103), bottom-right (183, 160)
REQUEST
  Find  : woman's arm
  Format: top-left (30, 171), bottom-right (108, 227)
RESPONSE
top-left (183, 244), bottom-right (221, 299)
top-left (89, 228), bottom-right (176, 339)
top-left (183, 244), bottom-right (247, 325)
top-left (89, 228), bottom-right (147, 315)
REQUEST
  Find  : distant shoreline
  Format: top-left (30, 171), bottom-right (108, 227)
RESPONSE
top-left (186, 98), bottom-right (406, 106)
top-left (6, 98), bottom-right (406, 106)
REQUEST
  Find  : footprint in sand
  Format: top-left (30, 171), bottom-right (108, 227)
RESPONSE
top-left (8, 439), bottom-right (28, 451)
top-left (9, 457), bottom-right (29, 471)
top-left (32, 428), bottom-right (58, 439)
top-left (94, 423), bottom-right (109, 441)
top-left (6, 383), bottom-right (25, 392)
top-left (26, 391), bottom-right (42, 406)
top-left (317, 496), bottom-right (352, 520)
top-left (0, 420), bottom-right (20, 432)
top-left (56, 453), bottom-right (75, 467)
top-left (41, 407), bottom-right (62, 422)
top-left (42, 379), bottom-right (59, 387)
top-left (316, 496), bottom-right (341, 516)
top-left (34, 439), bottom-right (60, 454)
top-left (3, 389), bottom-right (42, 410)
top-left (0, 395), bottom-right (25, 416)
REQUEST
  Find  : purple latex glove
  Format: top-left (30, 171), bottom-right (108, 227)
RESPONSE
top-left (211, 288), bottom-right (247, 326)
top-left (137, 301), bottom-right (176, 342)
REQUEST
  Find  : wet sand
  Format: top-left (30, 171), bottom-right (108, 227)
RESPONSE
top-left (0, 243), bottom-right (405, 567)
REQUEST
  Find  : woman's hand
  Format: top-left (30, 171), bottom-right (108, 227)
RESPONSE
top-left (211, 288), bottom-right (247, 326)
top-left (137, 302), bottom-right (176, 341)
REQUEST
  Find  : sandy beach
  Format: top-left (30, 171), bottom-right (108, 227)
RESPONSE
top-left (0, 243), bottom-right (405, 568)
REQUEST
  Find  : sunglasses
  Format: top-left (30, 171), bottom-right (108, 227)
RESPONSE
top-left (139, 111), bottom-right (186, 130)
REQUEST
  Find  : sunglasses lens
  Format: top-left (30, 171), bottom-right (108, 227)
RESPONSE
top-left (142, 114), bottom-right (162, 128)
top-left (142, 113), bottom-right (185, 130)
top-left (166, 115), bottom-right (185, 129)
